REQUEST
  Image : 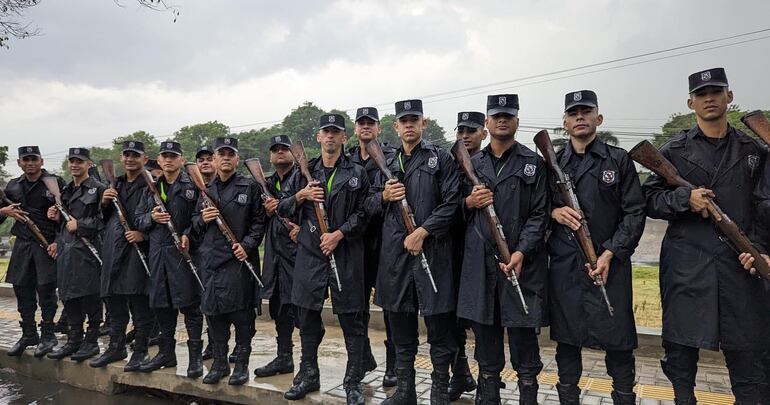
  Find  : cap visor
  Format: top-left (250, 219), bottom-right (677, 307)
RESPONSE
top-left (19, 153), bottom-right (41, 158)
top-left (159, 150), bottom-right (182, 156)
top-left (269, 142), bottom-right (291, 150)
top-left (487, 107), bottom-right (518, 116)
top-left (355, 114), bottom-right (379, 122)
top-left (214, 145), bottom-right (238, 153)
top-left (395, 111), bottom-right (423, 119)
top-left (689, 82), bottom-right (728, 93)
top-left (67, 154), bottom-right (90, 161)
top-left (320, 124), bottom-right (345, 131)
top-left (456, 121), bottom-right (483, 129)
top-left (564, 101), bottom-right (598, 112)
top-left (122, 148), bottom-right (144, 154)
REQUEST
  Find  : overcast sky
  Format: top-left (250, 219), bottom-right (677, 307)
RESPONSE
top-left (2, 0), bottom-right (770, 175)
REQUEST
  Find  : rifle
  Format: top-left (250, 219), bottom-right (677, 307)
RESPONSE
top-left (42, 176), bottom-right (103, 266)
top-left (140, 169), bottom-right (204, 290)
top-left (363, 139), bottom-right (438, 294)
top-left (450, 140), bottom-right (528, 314)
top-left (99, 159), bottom-right (151, 276)
top-left (629, 140), bottom-right (770, 280)
top-left (185, 164), bottom-right (264, 288)
top-left (288, 141), bottom-right (343, 292)
top-left (0, 188), bottom-right (50, 249)
top-left (534, 130), bottom-right (614, 316)
top-left (741, 110), bottom-right (770, 146)
top-left (243, 158), bottom-right (294, 231)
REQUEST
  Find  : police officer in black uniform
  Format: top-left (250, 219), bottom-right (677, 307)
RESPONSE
top-left (47, 147), bottom-right (106, 362)
top-left (1, 146), bottom-right (63, 358)
top-left (752, 166), bottom-right (770, 400)
top-left (192, 137), bottom-right (266, 385)
top-left (448, 111), bottom-right (487, 401)
top-left (254, 135), bottom-right (301, 378)
top-left (279, 114), bottom-right (370, 404)
top-left (457, 95), bottom-right (550, 404)
top-left (643, 68), bottom-right (770, 404)
top-left (547, 91), bottom-right (646, 405)
top-left (90, 141), bottom-right (155, 371)
top-left (194, 144), bottom-right (216, 361)
top-left (134, 141), bottom-right (204, 378)
top-left (366, 100), bottom-right (462, 404)
top-left (346, 106), bottom-right (396, 385)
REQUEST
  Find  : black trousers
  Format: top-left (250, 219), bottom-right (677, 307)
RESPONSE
top-left (556, 342), bottom-right (635, 392)
top-left (106, 294), bottom-right (153, 341)
top-left (208, 308), bottom-right (256, 347)
top-left (154, 305), bottom-right (203, 341)
top-left (64, 294), bottom-right (102, 332)
top-left (661, 340), bottom-right (765, 402)
top-left (268, 291), bottom-right (295, 349)
top-left (14, 282), bottom-right (57, 323)
top-left (388, 311), bottom-right (458, 373)
top-left (295, 307), bottom-right (366, 381)
top-left (472, 322), bottom-right (543, 381)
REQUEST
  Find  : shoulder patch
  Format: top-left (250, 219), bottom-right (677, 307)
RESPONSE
top-left (748, 154), bottom-right (759, 171)
top-left (88, 187), bottom-right (97, 195)
top-left (602, 170), bottom-right (616, 184)
top-left (185, 189), bottom-right (195, 200)
top-left (237, 193), bottom-right (248, 204)
top-left (348, 177), bottom-right (359, 187)
top-left (427, 156), bottom-right (438, 169)
top-left (523, 163), bottom-right (536, 177)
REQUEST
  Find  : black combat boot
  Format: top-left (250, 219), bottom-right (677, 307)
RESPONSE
top-left (202, 341), bottom-right (213, 360)
top-left (382, 339), bottom-right (397, 387)
top-left (254, 338), bottom-right (294, 377)
top-left (517, 379), bottom-right (539, 405)
top-left (475, 373), bottom-right (502, 405)
top-left (34, 321), bottom-right (58, 358)
top-left (449, 353), bottom-right (477, 401)
top-left (381, 367), bottom-right (417, 405)
top-left (8, 321), bottom-right (39, 357)
top-left (284, 358), bottom-right (321, 400)
top-left (430, 370), bottom-right (451, 405)
top-left (186, 338), bottom-right (204, 378)
top-left (228, 345), bottom-right (251, 385)
top-left (362, 337), bottom-right (377, 373)
top-left (124, 335), bottom-right (148, 372)
top-left (556, 383), bottom-right (580, 404)
top-left (139, 336), bottom-right (177, 372)
top-left (89, 332), bottom-right (127, 367)
top-left (202, 343), bottom-right (231, 384)
top-left (47, 327), bottom-right (83, 360)
top-left (611, 390), bottom-right (637, 405)
top-left (71, 326), bottom-right (100, 362)
top-left (344, 376), bottom-right (365, 405)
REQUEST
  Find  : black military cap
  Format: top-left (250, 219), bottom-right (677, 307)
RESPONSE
top-left (159, 140), bottom-right (183, 156)
top-left (355, 107), bottom-right (379, 122)
top-left (395, 99), bottom-right (423, 119)
top-left (564, 90), bottom-right (598, 112)
top-left (67, 147), bottom-right (91, 161)
top-left (195, 145), bottom-right (213, 158)
top-left (487, 94), bottom-right (519, 116)
top-left (145, 159), bottom-right (161, 171)
top-left (269, 134), bottom-right (292, 150)
top-left (319, 113), bottom-right (346, 131)
top-left (688, 67), bottom-right (729, 93)
top-left (122, 140), bottom-right (145, 154)
top-left (214, 137), bottom-right (239, 153)
top-left (456, 111), bottom-right (485, 129)
top-left (18, 145), bottom-right (41, 158)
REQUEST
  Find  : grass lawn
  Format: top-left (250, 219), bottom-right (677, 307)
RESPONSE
top-left (632, 265), bottom-right (662, 328)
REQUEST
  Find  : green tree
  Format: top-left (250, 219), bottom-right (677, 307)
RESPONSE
top-left (651, 106), bottom-right (770, 147)
top-left (113, 131), bottom-right (159, 159)
top-left (0, 145), bottom-right (10, 187)
top-left (173, 121), bottom-right (230, 162)
top-left (281, 102), bottom-right (327, 146)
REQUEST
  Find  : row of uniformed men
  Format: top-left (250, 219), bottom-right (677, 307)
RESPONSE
top-left (1, 66), bottom-right (769, 405)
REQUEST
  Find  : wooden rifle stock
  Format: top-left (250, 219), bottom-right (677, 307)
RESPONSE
top-left (185, 164), bottom-right (264, 288)
top-left (363, 139), bottom-right (438, 293)
top-left (140, 169), bottom-right (204, 288)
top-left (243, 158), bottom-right (293, 231)
top-left (287, 141), bottom-right (342, 292)
top-left (630, 140), bottom-right (770, 280)
top-left (741, 110), bottom-right (770, 146)
top-left (450, 140), bottom-right (528, 314)
top-left (41, 175), bottom-right (102, 265)
top-left (534, 130), bottom-right (614, 315)
top-left (0, 188), bottom-right (49, 248)
top-left (99, 159), bottom-right (150, 276)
